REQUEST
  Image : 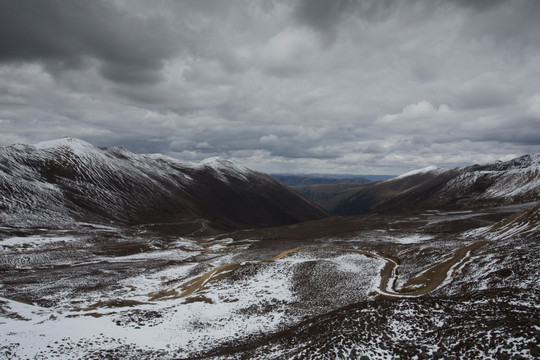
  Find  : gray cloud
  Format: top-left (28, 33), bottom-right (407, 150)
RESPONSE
top-left (294, 0), bottom-right (398, 31)
top-left (294, 0), bottom-right (353, 33)
top-left (1, 0), bottom-right (540, 175)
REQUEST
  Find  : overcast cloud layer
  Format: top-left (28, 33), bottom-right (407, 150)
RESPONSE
top-left (1, 0), bottom-right (540, 174)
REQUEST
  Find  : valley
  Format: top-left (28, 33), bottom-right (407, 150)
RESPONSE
top-left (0, 140), bottom-right (539, 359)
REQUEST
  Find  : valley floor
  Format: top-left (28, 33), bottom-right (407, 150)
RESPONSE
top-left (1, 206), bottom-right (539, 359)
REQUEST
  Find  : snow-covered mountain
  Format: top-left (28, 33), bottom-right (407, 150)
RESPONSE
top-left (0, 138), bottom-right (327, 232)
top-left (324, 154), bottom-right (540, 215)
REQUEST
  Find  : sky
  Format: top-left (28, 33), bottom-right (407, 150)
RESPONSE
top-left (1, 0), bottom-right (540, 175)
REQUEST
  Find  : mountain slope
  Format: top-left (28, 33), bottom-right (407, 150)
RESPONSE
top-left (329, 155), bottom-right (540, 215)
top-left (484, 202), bottom-right (540, 240)
top-left (0, 138), bottom-right (327, 232)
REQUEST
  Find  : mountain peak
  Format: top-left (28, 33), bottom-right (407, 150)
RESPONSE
top-left (199, 156), bottom-right (250, 177)
top-left (32, 137), bottom-right (98, 156)
top-left (200, 156), bottom-right (239, 167)
top-left (33, 136), bottom-right (91, 147)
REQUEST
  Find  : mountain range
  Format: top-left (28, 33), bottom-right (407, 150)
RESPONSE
top-left (1, 137), bottom-right (539, 231)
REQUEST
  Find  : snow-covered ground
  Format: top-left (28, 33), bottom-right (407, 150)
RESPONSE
top-left (1, 208), bottom-right (539, 359)
top-left (0, 233), bottom-right (383, 359)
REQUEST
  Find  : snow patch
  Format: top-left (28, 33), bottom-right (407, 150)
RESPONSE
top-left (0, 235), bottom-right (78, 249)
top-left (395, 165), bottom-right (444, 179)
top-left (198, 157), bottom-right (251, 181)
top-left (33, 137), bottom-right (99, 157)
top-left (387, 234), bottom-right (434, 244)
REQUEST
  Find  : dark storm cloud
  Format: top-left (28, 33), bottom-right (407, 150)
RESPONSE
top-left (454, 76), bottom-right (516, 110)
top-left (1, 0), bottom-right (540, 174)
top-left (0, 0), bottom-right (177, 84)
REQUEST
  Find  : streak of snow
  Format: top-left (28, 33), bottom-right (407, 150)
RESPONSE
top-left (0, 235), bottom-right (78, 248)
top-left (386, 234), bottom-right (434, 244)
top-left (394, 165), bottom-right (445, 179)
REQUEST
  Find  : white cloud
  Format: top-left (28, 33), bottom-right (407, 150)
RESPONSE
top-left (377, 100), bottom-right (451, 124)
top-left (260, 134), bottom-right (279, 144)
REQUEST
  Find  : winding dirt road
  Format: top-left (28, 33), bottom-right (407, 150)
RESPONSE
top-left (374, 241), bottom-right (487, 298)
top-left (149, 241), bottom-right (487, 301)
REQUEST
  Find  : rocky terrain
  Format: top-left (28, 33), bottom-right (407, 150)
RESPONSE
top-left (0, 141), bottom-right (538, 359)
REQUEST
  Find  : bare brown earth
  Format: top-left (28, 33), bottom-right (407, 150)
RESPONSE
top-left (216, 207), bottom-right (509, 243)
top-left (398, 241), bottom-right (487, 295)
top-left (149, 263), bottom-right (242, 300)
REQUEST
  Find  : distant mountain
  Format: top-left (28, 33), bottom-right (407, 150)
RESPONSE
top-left (324, 155), bottom-right (540, 215)
top-left (0, 138), bottom-right (327, 233)
top-left (290, 183), bottom-right (369, 204)
top-left (271, 174), bottom-right (379, 186)
top-left (271, 174), bottom-right (396, 208)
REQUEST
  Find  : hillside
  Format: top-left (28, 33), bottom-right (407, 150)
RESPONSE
top-left (0, 138), bottom-right (327, 234)
top-left (484, 202), bottom-right (540, 240)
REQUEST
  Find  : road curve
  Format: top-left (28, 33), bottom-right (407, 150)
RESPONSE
top-left (374, 241), bottom-right (487, 298)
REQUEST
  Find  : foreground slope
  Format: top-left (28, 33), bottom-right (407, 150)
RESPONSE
top-left (0, 138), bottom-right (326, 233)
top-left (329, 154), bottom-right (540, 215)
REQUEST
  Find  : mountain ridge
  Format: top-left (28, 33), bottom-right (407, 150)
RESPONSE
top-left (0, 137), bottom-right (327, 233)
